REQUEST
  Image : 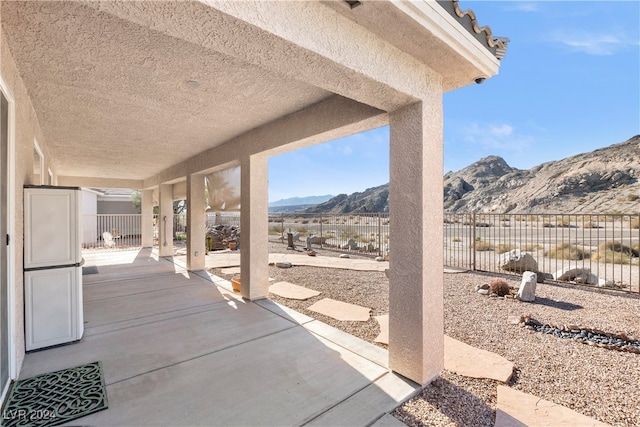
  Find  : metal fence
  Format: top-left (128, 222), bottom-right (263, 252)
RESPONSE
top-left (268, 212), bottom-right (389, 257)
top-left (445, 213), bottom-right (640, 293)
top-left (82, 214), bottom-right (143, 249)
top-left (82, 211), bottom-right (640, 293)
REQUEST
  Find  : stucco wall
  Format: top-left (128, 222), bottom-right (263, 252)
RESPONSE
top-left (1, 28), bottom-right (52, 374)
top-left (97, 199), bottom-right (138, 215)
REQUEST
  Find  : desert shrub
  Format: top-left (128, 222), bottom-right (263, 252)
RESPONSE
top-left (269, 225), bottom-right (284, 234)
top-left (300, 219), bottom-right (309, 224)
top-left (632, 218), bottom-right (640, 229)
top-left (295, 226), bottom-right (308, 234)
top-left (555, 216), bottom-right (573, 227)
top-left (175, 232), bottom-right (187, 241)
top-left (546, 243), bottom-right (589, 260)
top-left (592, 241), bottom-right (639, 264)
top-left (340, 227), bottom-right (360, 239)
top-left (521, 244), bottom-right (542, 251)
top-left (451, 237), bottom-right (462, 243)
top-left (489, 278), bottom-right (511, 296)
top-left (627, 194), bottom-right (640, 201)
top-left (472, 240), bottom-right (494, 251)
top-left (583, 220), bottom-right (601, 229)
top-left (497, 243), bottom-right (515, 253)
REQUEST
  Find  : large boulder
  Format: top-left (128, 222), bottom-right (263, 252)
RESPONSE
top-left (499, 250), bottom-right (538, 273)
top-left (553, 267), bottom-right (599, 285)
top-left (516, 271), bottom-right (537, 302)
top-left (308, 235), bottom-right (327, 245)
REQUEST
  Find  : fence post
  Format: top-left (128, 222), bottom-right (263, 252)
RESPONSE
top-left (281, 212), bottom-right (284, 242)
top-left (320, 213), bottom-right (323, 249)
top-left (472, 212), bottom-right (476, 271)
top-left (378, 213), bottom-right (382, 257)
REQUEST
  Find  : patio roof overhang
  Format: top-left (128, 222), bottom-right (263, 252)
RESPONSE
top-left (1, 0), bottom-right (501, 188)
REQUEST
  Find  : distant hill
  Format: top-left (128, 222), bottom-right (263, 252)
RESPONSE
top-left (303, 135), bottom-right (640, 214)
top-left (304, 184), bottom-right (389, 214)
top-left (444, 135), bottom-right (640, 213)
top-left (269, 194), bottom-right (334, 208)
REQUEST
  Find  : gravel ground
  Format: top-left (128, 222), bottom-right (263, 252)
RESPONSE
top-left (209, 241), bottom-right (640, 426)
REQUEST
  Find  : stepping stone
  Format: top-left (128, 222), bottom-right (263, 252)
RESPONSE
top-left (374, 314), bottom-right (389, 345)
top-left (269, 282), bottom-right (320, 301)
top-left (308, 298), bottom-right (371, 322)
top-left (444, 335), bottom-right (514, 383)
top-left (495, 385), bottom-right (609, 427)
top-left (220, 267), bottom-right (241, 275)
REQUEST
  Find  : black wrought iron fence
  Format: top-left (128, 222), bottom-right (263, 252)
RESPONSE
top-left (268, 212), bottom-right (389, 257)
top-left (445, 213), bottom-right (640, 293)
top-left (82, 211), bottom-right (640, 293)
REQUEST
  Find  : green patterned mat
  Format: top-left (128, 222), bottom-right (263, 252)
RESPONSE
top-left (1, 361), bottom-right (108, 427)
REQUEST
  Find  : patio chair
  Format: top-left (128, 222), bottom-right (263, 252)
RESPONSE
top-left (102, 231), bottom-right (116, 248)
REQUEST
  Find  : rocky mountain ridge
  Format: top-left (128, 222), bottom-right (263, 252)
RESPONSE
top-left (305, 135), bottom-right (640, 214)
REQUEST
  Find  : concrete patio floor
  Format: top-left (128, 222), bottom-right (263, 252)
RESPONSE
top-left (18, 248), bottom-right (418, 426)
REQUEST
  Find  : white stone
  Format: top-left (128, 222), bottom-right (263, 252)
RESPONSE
top-left (498, 249), bottom-right (538, 273)
top-left (339, 254), bottom-right (350, 259)
top-left (553, 267), bottom-right (599, 285)
top-left (517, 271), bottom-right (537, 302)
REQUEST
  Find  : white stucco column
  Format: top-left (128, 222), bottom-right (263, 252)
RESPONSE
top-left (158, 184), bottom-right (174, 257)
top-left (388, 99), bottom-right (444, 385)
top-left (186, 174), bottom-right (206, 271)
top-left (141, 189), bottom-right (154, 248)
top-left (239, 154), bottom-right (269, 300)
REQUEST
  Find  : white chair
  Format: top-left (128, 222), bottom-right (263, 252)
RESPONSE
top-left (102, 231), bottom-right (116, 248)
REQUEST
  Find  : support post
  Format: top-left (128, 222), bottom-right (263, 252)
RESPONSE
top-left (240, 154), bottom-right (269, 300)
top-left (388, 99), bottom-right (444, 385)
top-left (187, 174), bottom-right (206, 271)
top-left (141, 189), bottom-right (154, 248)
top-left (158, 184), bottom-right (174, 257)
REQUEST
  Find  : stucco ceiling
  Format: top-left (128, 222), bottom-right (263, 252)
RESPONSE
top-left (1, 1), bottom-right (332, 181)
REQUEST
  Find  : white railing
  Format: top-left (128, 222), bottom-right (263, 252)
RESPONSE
top-left (82, 214), bottom-right (142, 249)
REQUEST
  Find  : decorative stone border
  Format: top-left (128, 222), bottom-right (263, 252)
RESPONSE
top-left (517, 315), bottom-right (640, 354)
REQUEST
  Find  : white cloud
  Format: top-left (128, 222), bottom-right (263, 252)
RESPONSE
top-left (342, 145), bottom-right (353, 156)
top-left (507, 2), bottom-right (540, 13)
top-left (462, 122), bottom-right (533, 151)
top-left (548, 30), bottom-right (634, 56)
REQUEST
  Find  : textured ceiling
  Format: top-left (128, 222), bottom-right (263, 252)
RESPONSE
top-left (1, 1), bottom-right (331, 180)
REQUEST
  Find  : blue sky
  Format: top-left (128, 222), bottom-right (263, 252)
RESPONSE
top-left (268, 1), bottom-right (640, 202)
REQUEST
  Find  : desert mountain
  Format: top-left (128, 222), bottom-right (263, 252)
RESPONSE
top-left (305, 135), bottom-right (640, 214)
top-left (304, 184), bottom-right (389, 214)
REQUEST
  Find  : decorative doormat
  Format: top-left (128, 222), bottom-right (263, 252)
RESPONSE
top-left (82, 266), bottom-right (99, 275)
top-left (1, 361), bottom-right (108, 427)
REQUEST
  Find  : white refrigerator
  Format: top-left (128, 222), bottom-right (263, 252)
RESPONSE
top-left (23, 186), bottom-right (84, 351)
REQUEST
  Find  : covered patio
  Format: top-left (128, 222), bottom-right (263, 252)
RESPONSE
top-left (0, 0), bottom-right (507, 416)
top-left (20, 248), bottom-right (418, 425)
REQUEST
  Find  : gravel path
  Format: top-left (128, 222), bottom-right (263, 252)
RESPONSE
top-left (209, 241), bottom-right (640, 426)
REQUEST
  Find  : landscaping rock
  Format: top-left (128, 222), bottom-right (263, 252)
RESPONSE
top-left (275, 262), bottom-right (292, 269)
top-left (339, 254), bottom-right (350, 259)
top-left (308, 235), bottom-right (327, 245)
top-left (341, 238), bottom-right (358, 250)
top-left (477, 289), bottom-right (489, 295)
top-left (517, 271), bottom-right (537, 302)
top-left (375, 256), bottom-right (384, 262)
top-left (475, 283), bottom-right (490, 291)
top-left (499, 249), bottom-right (538, 273)
top-left (553, 267), bottom-right (599, 285)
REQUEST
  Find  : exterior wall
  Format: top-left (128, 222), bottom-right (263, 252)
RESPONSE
top-left (1, 28), bottom-right (53, 375)
top-left (97, 199), bottom-right (138, 214)
top-left (81, 189), bottom-right (98, 247)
